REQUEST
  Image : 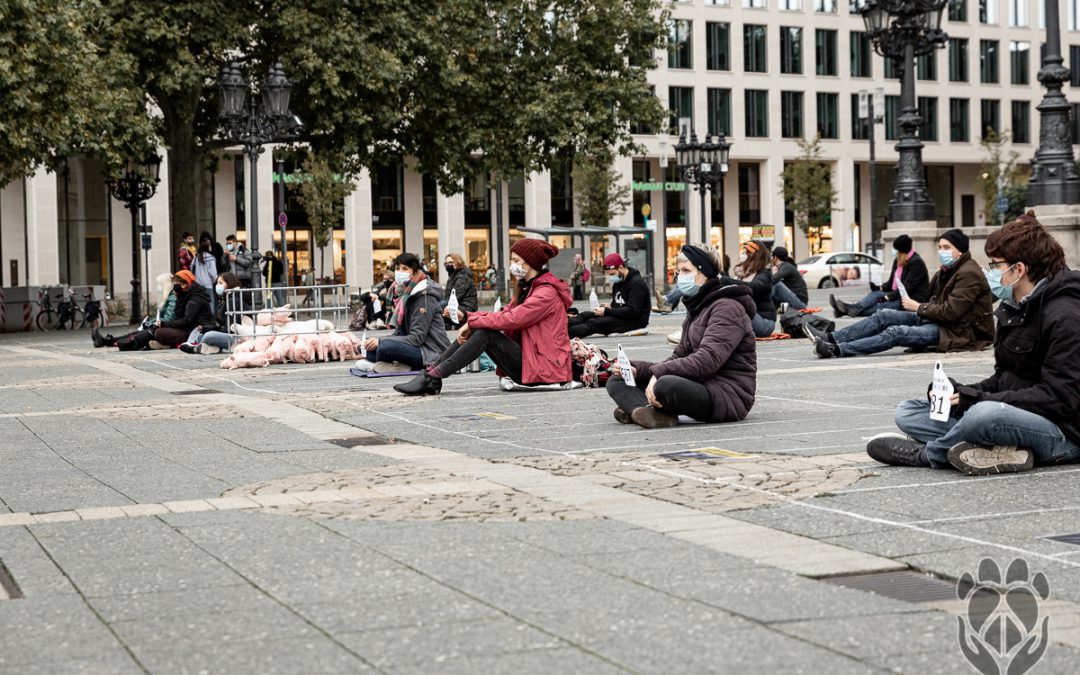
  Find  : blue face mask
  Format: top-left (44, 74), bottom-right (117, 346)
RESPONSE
top-left (985, 265), bottom-right (1018, 302)
top-left (607, 273), bottom-right (621, 284)
top-left (938, 250), bottom-right (956, 267)
top-left (676, 273), bottom-right (700, 298)
top-left (215, 284), bottom-right (226, 296)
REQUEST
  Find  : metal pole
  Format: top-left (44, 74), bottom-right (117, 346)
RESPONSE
top-left (868, 96), bottom-right (879, 251)
top-left (248, 150), bottom-right (260, 253)
top-left (128, 202), bottom-right (141, 325)
top-left (276, 158), bottom-right (289, 285)
top-left (494, 179), bottom-right (506, 300)
top-left (700, 184), bottom-right (708, 246)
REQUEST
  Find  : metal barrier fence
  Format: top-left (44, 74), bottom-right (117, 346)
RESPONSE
top-left (224, 284), bottom-right (351, 336)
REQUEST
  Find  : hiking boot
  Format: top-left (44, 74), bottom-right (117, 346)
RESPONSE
top-left (198, 343), bottom-right (221, 355)
top-left (666, 330), bottom-right (681, 345)
top-left (374, 361), bottom-right (412, 374)
top-left (947, 443), bottom-right (1034, 476)
top-left (631, 406), bottom-right (679, 428)
top-left (866, 433), bottom-right (930, 467)
top-left (613, 407), bottom-right (632, 424)
top-left (394, 371), bottom-right (443, 396)
top-left (178, 342), bottom-right (198, 354)
top-left (91, 327), bottom-right (107, 348)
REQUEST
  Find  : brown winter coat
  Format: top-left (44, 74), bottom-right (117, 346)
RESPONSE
top-left (916, 252), bottom-right (995, 352)
top-left (631, 280), bottom-right (757, 422)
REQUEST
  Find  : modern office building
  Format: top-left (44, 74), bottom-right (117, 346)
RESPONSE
top-left (0, 0), bottom-right (1074, 299)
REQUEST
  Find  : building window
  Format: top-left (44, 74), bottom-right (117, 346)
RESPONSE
top-left (630, 86), bottom-right (656, 135)
top-left (816, 0), bottom-right (837, 12)
top-left (981, 99), bottom-right (1001, 138)
top-left (1012, 101), bottom-right (1030, 142)
top-left (706, 0), bottom-right (731, 5)
top-left (708, 88), bottom-right (733, 136)
top-left (851, 31), bottom-right (872, 77)
top-left (669, 86), bottom-right (694, 133)
top-left (949, 38), bottom-right (968, 82)
top-left (780, 0), bottom-right (801, 9)
top-left (743, 0), bottom-right (767, 7)
top-left (668, 20), bottom-right (693, 69)
top-left (1071, 0), bottom-right (1080, 29)
top-left (1010, 41), bottom-right (1030, 85)
top-left (980, 40), bottom-right (999, 83)
top-left (780, 27), bottom-right (803, 74)
top-left (950, 98), bottom-right (970, 142)
top-left (980, 0), bottom-right (998, 23)
top-left (851, 94), bottom-right (871, 140)
top-left (885, 95), bottom-right (902, 140)
top-left (706, 22), bottom-right (731, 71)
top-left (918, 97), bottom-right (939, 141)
top-left (1008, 0), bottom-right (1029, 26)
top-left (782, 91), bottom-right (804, 138)
top-left (949, 0), bottom-right (968, 21)
top-left (1073, 46), bottom-right (1080, 87)
top-left (885, 57), bottom-right (898, 79)
top-left (917, 51), bottom-right (937, 80)
top-left (1072, 103), bottom-right (1080, 144)
top-left (744, 25), bottom-right (768, 72)
top-left (745, 90), bottom-right (769, 137)
top-left (815, 29), bottom-right (838, 76)
top-left (817, 93), bottom-right (840, 139)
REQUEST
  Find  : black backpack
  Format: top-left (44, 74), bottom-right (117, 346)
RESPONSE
top-left (779, 309), bottom-right (835, 338)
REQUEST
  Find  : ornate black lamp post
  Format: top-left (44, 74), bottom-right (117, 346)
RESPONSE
top-left (217, 61), bottom-right (302, 254)
top-left (106, 156), bottom-right (161, 324)
top-left (861, 0), bottom-right (947, 223)
top-left (1027, 0), bottom-right (1080, 205)
top-left (674, 130), bottom-right (731, 246)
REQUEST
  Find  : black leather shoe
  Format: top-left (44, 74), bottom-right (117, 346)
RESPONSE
top-left (835, 299), bottom-right (855, 317)
top-left (814, 337), bottom-right (840, 359)
top-left (630, 406), bottom-right (679, 428)
top-left (829, 294), bottom-right (843, 318)
top-left (394, 371), bottom-right (443, 396)
top-left (91, 327), bottom-right (106, 348)
top-left (866, 433), bottom-right (930, 467)
top-left (613, 407), bottom-right (632, 424)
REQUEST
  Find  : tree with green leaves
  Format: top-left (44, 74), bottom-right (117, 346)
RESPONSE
top-left (780, 136), bottom-right (838, 254)
top-left (976, 130), bottom-right (1027, 225)
top-left (572, 155), bottom-right (631, 228)
top-left (294, 153), bottom-right (348, 282)
top-left (3, 0), bottom-right (669, 238)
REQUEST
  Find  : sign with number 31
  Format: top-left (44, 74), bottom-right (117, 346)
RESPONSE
top-left (929, 361), bottom-right (954, 422)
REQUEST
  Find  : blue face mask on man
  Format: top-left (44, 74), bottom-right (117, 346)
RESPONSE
top-left (985, 264), bottom-right (1018, 302)
top-left (675, 273), bottom-right (700, 298)
top-left (606, 272), bottom-right (622, 285)
top-left (938, 250), bottom-right (956, 267)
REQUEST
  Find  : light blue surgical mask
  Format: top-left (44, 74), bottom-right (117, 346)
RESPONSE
top-left (215, 284), bottom-right (225, 296)
top-left (226, 243), bottom-right (234, 252)
top-left (607, 274), bottom-right (621, 284)
top-left (938, 250), bottom-right (956, 267)
top-left (394, 270), bottom-right (412, 286)
top-left (985, 265), bottom-right (1018, 302)
top-left (675, 273), bottom-right (700, 298)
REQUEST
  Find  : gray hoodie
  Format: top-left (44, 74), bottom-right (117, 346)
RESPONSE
top-left (381, 278), bottom-right (451, 364)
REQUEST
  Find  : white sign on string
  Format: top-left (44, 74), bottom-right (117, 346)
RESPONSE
top-left (616, 343), bottom-right (636, 387)
top-left (493, 297), bottom-right (502, 313)
top-left (589, 288), bottom-right (600, 311)
top-left (897, 278), bottom-right (910, 301)
top-left (446, 289), bottom-right (460, 323)
top-left (372, 297), bottom-right (382, 315)
top-left (359, 329), bottom-right (367, 358)
top-left (929, 360), bottom-right (954, 422)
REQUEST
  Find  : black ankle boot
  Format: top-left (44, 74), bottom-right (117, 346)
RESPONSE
top-left (394, 371), bottom-right (442, 396)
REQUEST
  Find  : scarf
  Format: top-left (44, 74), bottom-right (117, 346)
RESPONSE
top-left (394, 271), bottom-right (427, 324)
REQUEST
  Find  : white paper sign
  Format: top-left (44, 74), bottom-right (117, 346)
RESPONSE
top-left (897, 278), bottom-right (910, 301)
top-left (446, 289), bottom-right (460, 323)
top-left (493, 297), bottom-right (502, 313)
top-left (589, 288), bottom-right (600, 312)
top-left (360, 329), bottom-right (367, 357)
top-left (372, 297), bottom-right (382, 315)
top-left (870, 265), bottom-right (883, 286)
top-left (929, 360), bottom-right (954, 422)
top-left (616, 343), bottom-right (636, 387)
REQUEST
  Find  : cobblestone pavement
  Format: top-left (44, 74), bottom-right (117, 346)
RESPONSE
top-left (2, 287), bottom-right (1080, 673)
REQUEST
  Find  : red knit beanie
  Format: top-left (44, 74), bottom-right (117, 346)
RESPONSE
top-left (511, 238), bottom-right (559, 270)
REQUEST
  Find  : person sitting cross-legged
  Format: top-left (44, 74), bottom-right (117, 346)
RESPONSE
top-left (770, 246), bottom-right (808, 311)
top-left (804, 229), bottom-right (994, 358)
top-left (867, 214), bottom-right (1080, 474)
top-left (830, 234), bottom-right (931, 318)
top-left (567, 253), bottom-right (651, 339)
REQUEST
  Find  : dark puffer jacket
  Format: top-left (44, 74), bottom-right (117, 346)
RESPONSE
top-left (630, 280), bottom-right (757, 422)
top-left (608, 267), bottom-right (651, 327)
top-left (445, 268), bottom-right (478, 313)
top-left (383, 278), bottom-right (451, 365)
top-left (956, 269), bottom-right (1080, 445)
top-left (916, 252), bottom-right (995, 352)
top-left (159, 283), bottom-right (215, 332)
top-left (882, 252), bottom-right (931, 303)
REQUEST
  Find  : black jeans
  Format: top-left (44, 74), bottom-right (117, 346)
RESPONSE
top-left (431, 329), bottom-right (523, 382)
top-left (567, 312), bottom-right (641, 339)
top-left (606, 374), bottom-right (714, 421)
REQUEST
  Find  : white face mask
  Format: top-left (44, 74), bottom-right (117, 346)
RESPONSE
top-left (394, 270), bottom-right (412, 286)
top-left (509, 263), bottom-right (527, 279)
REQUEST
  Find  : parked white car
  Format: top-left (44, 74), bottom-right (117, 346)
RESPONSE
top-left (796, 251), bottom-right (885, 289)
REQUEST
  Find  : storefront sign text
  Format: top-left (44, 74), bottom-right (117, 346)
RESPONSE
top-left (632, 181), bottom-right (686, 192)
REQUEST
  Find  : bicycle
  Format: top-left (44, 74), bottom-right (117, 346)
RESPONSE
top-left (35, 286), bottom-right (108, 330)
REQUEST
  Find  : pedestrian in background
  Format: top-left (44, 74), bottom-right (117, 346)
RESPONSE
top-left (192, 236), bottom-right (219, 314)
top-left (177, 232), bottom-right (195, 272)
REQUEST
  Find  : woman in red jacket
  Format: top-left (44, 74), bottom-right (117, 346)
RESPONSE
top-left (395, 238), bottom-right (573, 396)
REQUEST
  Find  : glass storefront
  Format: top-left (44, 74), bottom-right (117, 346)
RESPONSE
top-left (465, 228), bottom-right (490, 286)
top-left (57, 157), bottom-right (110, 287)
top-left (423, 233), bottom-right (440, 282)
top-left (372, 229), bottom-right (404, 285)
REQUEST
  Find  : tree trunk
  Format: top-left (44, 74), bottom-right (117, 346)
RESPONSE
top-left (159, 92), bottom-right (208, 257)
top-left (320, 245), bottom-right (326, 284)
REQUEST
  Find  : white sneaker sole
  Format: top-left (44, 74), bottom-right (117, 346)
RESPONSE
top-left (947, 443), bottom-right (1034, 475)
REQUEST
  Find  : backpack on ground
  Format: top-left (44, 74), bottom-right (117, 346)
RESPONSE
top-left (779, 309), bottom-right (835, 339)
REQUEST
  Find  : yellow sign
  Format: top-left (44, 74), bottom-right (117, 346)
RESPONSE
top-left (641, 204), bottom-right (652, 218)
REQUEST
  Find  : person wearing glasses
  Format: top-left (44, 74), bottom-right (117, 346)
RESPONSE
top-left (866, 214), bottom-right (1080, 474)
top-left (804, 229), bottom-right (994, 359)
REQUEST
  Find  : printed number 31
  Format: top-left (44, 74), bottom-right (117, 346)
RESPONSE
top-left (930, 393), bottom-right (945, 415)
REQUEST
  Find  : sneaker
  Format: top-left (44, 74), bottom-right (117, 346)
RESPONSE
top-left (198, 343), bottom-right (222, 355)
top-left (666, 330), bottom-right (681, 345)
top-left (814, 338), bottom-right (840, 359)
top-left (947, 443), bottom-right (1034, 475)
top-left (148, 340), bottom-right (169, 350)
top-left (353, 358), bottom-right (376, 372)
top-left (613, 407), bottom-right (632, 424)
top-left (631, 406), bottom-right (679, 429)
top-left (91, 327), bottom-right (106, 348)
top-left (178, 342), bottom-right (198, 354)
top-left (802, 323), bottom-right (831, 345)
top-left (829, 294), bottom-right (845, 318)
top-left (373, 361), bottom-right (412, 374)
top-left (866, 433), bottom-right (930, 467)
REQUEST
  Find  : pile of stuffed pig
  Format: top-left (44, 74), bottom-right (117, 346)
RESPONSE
top-left (219, 305), bottom-right (362, 369)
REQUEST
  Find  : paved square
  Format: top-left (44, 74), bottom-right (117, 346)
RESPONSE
top-left (2, 287), bottom-right (1078, 673)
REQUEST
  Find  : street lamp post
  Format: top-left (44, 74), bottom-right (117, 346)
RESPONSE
top-left (217, 61), bottom-right (302, 256)
top-left (1027, 0), bottom-right (1080, 205)
top-left (674, 130), bottom-right (731, 248)
top-left (858, 88), bottom-right (886, 254)
top-left (106, 156), bottom-right (161, 325)
top-left (860, 0), bottom-right (947, 224)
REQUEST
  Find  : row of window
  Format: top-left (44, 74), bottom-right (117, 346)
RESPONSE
top-left (670, 86), bottom-right (1033, 144)
top-left (673, 21), bottom-right (1049, 86)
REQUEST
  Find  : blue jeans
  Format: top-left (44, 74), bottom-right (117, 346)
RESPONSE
top-left (369, 339), bottom-right (424, 369)
top-left (896, 399), bottom-right (1080, 469)
top-left (832, 308), bottom-right (939, 356)
top-left (750, 313), bottom-right (776, 338)
top-left (186, 329), bottom-right (237, 352)
top-left (850, 291), bottom-right (902, 317)
top-left (771, 282), bottom-right (806, 310)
